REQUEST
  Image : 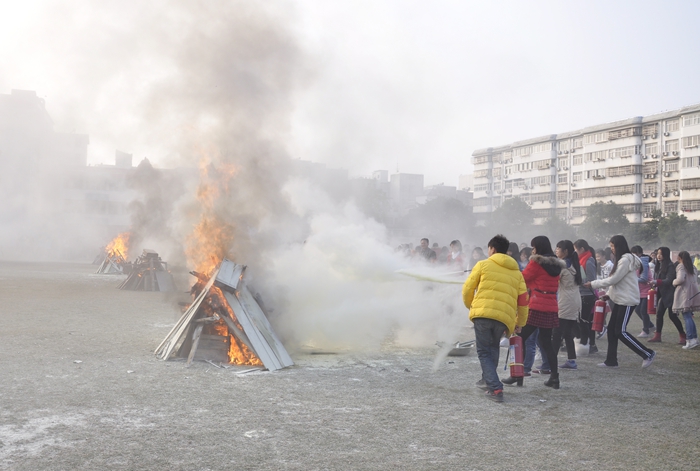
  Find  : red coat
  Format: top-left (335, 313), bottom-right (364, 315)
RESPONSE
top-left (522, 254), bottom-right (564, 313)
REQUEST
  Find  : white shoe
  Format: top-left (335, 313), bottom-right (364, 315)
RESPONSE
top-left (638, 331), bottom-right (650, 338)
top-left (683, 338), bottom-right (699, 350)
top-left (642, 351), bottom-right (657, 368)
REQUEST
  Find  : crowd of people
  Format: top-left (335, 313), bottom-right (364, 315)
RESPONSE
top-left (455, 232), bottom-right (700, 403)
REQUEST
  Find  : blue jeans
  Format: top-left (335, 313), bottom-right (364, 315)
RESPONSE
top-left (683, 312), bottom-right (698, 340)
top-left (523, 328), bottom-right (538, 372)
top-left (473, 318), bottom-right (506, 392)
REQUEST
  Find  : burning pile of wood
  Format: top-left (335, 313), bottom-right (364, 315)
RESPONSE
top-left (118, 249), bottom-right (176, 292)
top-left (95, 249), bottom-right (127, 274)
top-left (155, 259), bottom-right (293, 371)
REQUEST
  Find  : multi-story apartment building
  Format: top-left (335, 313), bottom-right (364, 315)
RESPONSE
top-left (472, 104), bottom-right (700, 225)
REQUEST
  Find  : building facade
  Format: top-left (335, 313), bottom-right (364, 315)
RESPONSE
top-left (472, 104), bottom-right (700, 225)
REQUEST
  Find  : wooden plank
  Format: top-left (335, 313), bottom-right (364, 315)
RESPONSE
top-left (186, 324), bottom-right (204, 366)
top-left (154, 266), bottom-right (220, 360)
top-left (155, 271), bottom-right (176, 292)
top-left (220, 292), bottom-right (256, 354)
top-left (215, 259), bottom-right (246, 291)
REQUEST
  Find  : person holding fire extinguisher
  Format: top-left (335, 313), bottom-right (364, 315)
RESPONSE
top-left (648, 247), bottom-right (686, 344)
top-left (462, 234), bottom-right (529, 403)
top-left (584, 235), bottom-right (656, 368)
top-left (502, 235), bottom-right (564, 389)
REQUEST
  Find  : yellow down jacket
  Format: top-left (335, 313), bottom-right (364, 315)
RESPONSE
top-left (462, 253), bottom-right (529, 335)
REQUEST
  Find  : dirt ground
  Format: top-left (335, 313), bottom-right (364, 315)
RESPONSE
top-left (1, 261), bottom-right (698, 471)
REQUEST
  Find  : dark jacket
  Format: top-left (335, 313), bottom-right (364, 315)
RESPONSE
top-left (655, 261), bottom-right (678, 307)
top-left (522, 254), bottom-right (564, 313)
top-left (579, 255), bottom-right (597, 297)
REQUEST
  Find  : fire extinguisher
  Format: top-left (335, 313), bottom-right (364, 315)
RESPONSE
top-left (647, 287), bottom-right (657, 315)
top-left (592, 298), bottom-right (607, 332)
top-left (508, 335), bottom-right (524, 378)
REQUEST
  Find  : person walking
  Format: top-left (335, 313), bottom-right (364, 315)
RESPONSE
top-left (462, 234), bottom-right (529, 403)
top-left (673, 251), bottom-right (700, 349)
top-left (630, 246), bottom-right (655, 338)
top-left (648, 247), bottom-right (686, 344)
top-left (553, 240), bottom-right (582, 370)
top-left (584, 235), bottom-right (656, 368)
top-left (574, 239), bottom-right (598, 354)
top-left (502, 236), bottom-right (563, 389)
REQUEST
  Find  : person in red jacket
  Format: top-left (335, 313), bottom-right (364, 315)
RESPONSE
top-left (502, 235), bottom-right (565, 389)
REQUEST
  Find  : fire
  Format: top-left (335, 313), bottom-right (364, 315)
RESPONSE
top-left (185, 152), bottom-right (238, 274)
top-left (106, 232), bottom-right (131, 259)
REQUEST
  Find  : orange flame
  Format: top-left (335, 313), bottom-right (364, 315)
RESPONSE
top-left (106, 232), bottom-right (131, 259)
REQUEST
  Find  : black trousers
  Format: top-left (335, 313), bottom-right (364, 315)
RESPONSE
top-left (656, 299), bottom-right (685, 335)
top-left (553, 318), bottom-right (577, 360)
top-left (519, 324), bottom-right (557, 375)
top-left (604, 303), bottom-right (654, 366)
top-left (578, 295), bottom-right (597, 347)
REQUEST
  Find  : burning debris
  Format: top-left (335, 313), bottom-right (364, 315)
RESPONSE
top-left (118, 249), bottom-right (176, 291)
top-left (95, 232), bottom-right (131, 274)
top-left (155, 259), bottom-right (293, 371)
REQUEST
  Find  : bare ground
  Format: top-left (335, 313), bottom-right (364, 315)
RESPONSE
top-left (0, 261), bottom-right (698, 471)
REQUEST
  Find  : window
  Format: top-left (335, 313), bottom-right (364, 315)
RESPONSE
top-left (643, 161), bottom-right (659, 174)
top-left (492, 167), bottom-right (502, 177)
top-left (505, 165), bottom-right (514, 175)
top-left (573, 137), bottom-right (583, 149)
top-left (513, 146), bottom-right (532, 157)
top-left (681, 178), bottom-right (700, 190)
top-left (682, 157), bottom-right (700, 168)
top-left (572, 190), bottom-right (581, 199)
top-left (663, 180), bottom-right (679, 192)
top-left (585, 169), bottom-right (605, 179)
top-left (473, 155), bottom-right (490, 164)
top-left (683, 135), bottom-right (700, 148)
top-left (558, 157), bottom-right (569, 168)
top-left (607, 165), bottom-right (641, 177)
top-left (573, 155), bottom-right (583, 165)
top-left (559, 141), bottom-right (570, 152)
top-left (595, 132), bottom-right (608, 143)
top-left (558, 190), bottom-right (568, 201)
top-left (664, 201), bottom-right (678, 213)
top-left (555, 208), bottom-right (567, 219)
top-left (642, 203), bottom-right (658, 213)
top-left (473, 197), bottom-right (490, 207)
top-left (558, 174), bottom-right (568, 184)
top-left (532, 175), bottom-right (553, 186)
top-left (581, 184), bottom-right (638, 198)
top-left (493, 181), bottom-right (502, 191)
top-left (681, 200), bottom-right (700, 212)
top-left (504, 180), bottom-right (513, 190)
top-left (572, 172), bottom-right (582, 182)
top-left (584, 150), bottom-right (607, 162)
top-left (643, 123), bottom-right (658, 137)
top-left (492, 153), bottom-right (502, 163)
top-left (682, 112), bottom-right (700, 127)
top-left (572, 207), bottom-right (587, 217)
top-left (474, 169), bottom-right (491, 178)
top-left (609, 145), bottom-right (638, 158)
top-left (532, 142), bottom-right (552, 153)
top-left (583, 134), bottom-right (594, 145)
top-left (643, 182), bottom-right (658, 194)
top-left (535, 159), bottom-right (554, 169)
top-left (503, 151), bottom-right (513, 161)
top-left (665, 161), bottom-right (679, 172)
top-left (665, 140), bottom-right (679, 152)
top-left (531, 192), bottom-right (554, 203)
top-left (620, 204), bottom-right (642, 214)
top-left (533, 209), bottom-right (554, 218)
top-left (666, 119), bottom-right (680, 132)
top-left (516, 162), bottom-right (533, 172)
top-left (608, 127), bottom-right (641, 140)
top-left (645, 142), bottom-right (658, 155)
top-left (474, 183), bottom-right (490, 192)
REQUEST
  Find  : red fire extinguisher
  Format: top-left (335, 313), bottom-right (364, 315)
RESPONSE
top-left (592, 298), bottom-right (607, 332)
top-left (647, 287), bottom-right (657, 315)
top-left (508, 335), bottom-right (524, 378)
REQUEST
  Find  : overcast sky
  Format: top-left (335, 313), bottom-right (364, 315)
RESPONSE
top-left (2, 0), bottom-right (700, 186)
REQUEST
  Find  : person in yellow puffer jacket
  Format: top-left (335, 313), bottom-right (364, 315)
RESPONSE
top-left (462, 234), bottom-right (529, 403)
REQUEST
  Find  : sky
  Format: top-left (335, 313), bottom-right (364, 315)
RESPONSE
top-left (2, 0), bottom-right (700, 187)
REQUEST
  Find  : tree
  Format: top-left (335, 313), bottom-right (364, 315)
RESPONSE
top-left (578, 201), bottom-right (630, 246)
top-left (658, 212), bottom-right (690, 248)
top-left (632, 209), bottom-right (662, 247)
top-left (489, 197), bottom-right (534, 234)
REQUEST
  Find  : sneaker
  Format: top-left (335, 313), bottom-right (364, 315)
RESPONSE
top-left (476, 378), bottom-right (489, 390)
top-left (588, 345), bottom-right (599, 354)
top-left (596, 326), bottom-right (607, 339)
top-left (485, 389), bottom-right (504, 403)
top-left (560, 360), bottom-right (577, 369)
top-left (682, 338), bottom-right (699, 350)
top-left (638, 331), bottom-right (650, 338)
top-left (642, 351), bottom-right (656, 368)
top-left (597, 362), bottom-right (618, 368)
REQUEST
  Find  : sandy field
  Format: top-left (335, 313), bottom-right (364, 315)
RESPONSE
top-left (0, 261), bottom-right (698, 471)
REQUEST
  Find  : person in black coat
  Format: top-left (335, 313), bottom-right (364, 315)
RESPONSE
top-left (648, 246), bottom-right (686, 344)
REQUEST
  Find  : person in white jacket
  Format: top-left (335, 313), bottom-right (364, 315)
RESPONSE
top-left (584, 235), bottom-right (656, 368)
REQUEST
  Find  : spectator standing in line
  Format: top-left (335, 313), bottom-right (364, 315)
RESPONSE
top-left (462, 234), bottom-right (529, 403)
top-left (674, 251), bottom-right (700, 349)
top-left (448, 240), bottom-right (465, 270)
top-left (574, 239), bottom-right (598, 354)
top-left (649, 247), bottom-right (686, 344)
top-left (469, 247), bottom-right (487, 270)
top-left (417, 238), bottom-right (437, 262)
top-left (630, 246), bottom-right (655, 338)
top-left (585, 235), bottom-right (656, 368)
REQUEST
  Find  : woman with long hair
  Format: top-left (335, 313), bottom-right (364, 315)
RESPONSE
top-left (503, 236), bottom-right (563, 388)
top-left (648, 247), bottom-right (686, 344)
top-left (469, 247), bottom-right (487, 270)
top-left (553, 240), bottom-right (582, 369)
top-left (519, 247), bottom-right (532, 271)
top-left (574, 239), bottom-right (598, 353)
top-left (673, 251), bottom-right (699, 349)
top-left (585, 235), bottom-right (656, 368)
